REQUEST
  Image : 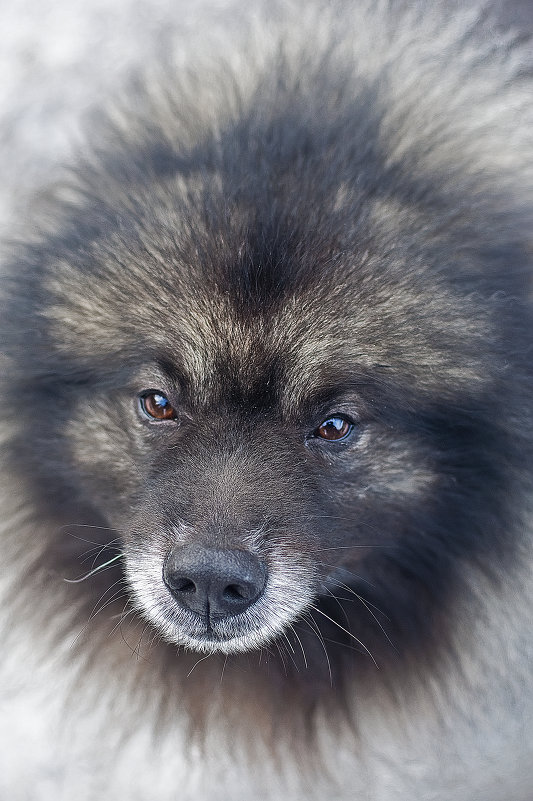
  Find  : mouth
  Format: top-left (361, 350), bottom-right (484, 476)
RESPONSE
top-left (143, 602), bottom-right (300, 654)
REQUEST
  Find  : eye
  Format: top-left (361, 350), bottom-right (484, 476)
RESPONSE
top-left (139, 391), bottom-right (177, 421)
top-left (314, 415), bottom-right (354, 442)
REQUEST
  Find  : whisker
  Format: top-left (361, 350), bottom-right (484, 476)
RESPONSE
top-left (329, 584), bottom-right (395, 650)
top-left (317, 561), bottom-right (376, 588)
top-left (316, 544), bottom-right (394, 551)
top-left (118, 604), bottom-right (162, 661)
top-left (64, 552), bottom-right (123, 583)
top-left (301, 613), bottom-right (332, 686)
top-left (310, 605), bottom-right (378, 669)
top-left (334, 582), bottom-right (388, 617)
top-left (68, 579), bottom-right (127, 650)
top-left (323, 587), bottom-right (353, 633)
top-left (290, 624), bottom-right (308, 670)
top-left (109, 600), bottom-right (136, 635)
top-left (281, 631), bottom-right (300, 672)
top-left (85, 539), bottom-right (123, 571)
top-left (88, 583), bottom-right (128, 623)
top-left (219, 654), bottom-right (229, 683)
top-left (275, 639), bottom-right (289, 676)
top-left (60, 525), bottom-right (120, 546)
top-left (187, 652), bottom-right (214, 678)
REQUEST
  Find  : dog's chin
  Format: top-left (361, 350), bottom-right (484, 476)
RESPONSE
top-left (144, 608), bottom-right (299, 655)
top-left (166, 625), bottom-right (283, 655)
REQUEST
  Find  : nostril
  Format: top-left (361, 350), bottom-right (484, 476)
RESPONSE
top-left (172, 577), bottom-right (196, 594)
top-left (223, 583), bottom-right (249, 601)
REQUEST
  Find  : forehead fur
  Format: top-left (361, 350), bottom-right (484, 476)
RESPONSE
top-left (41, 230), bottom-right (492, 417)
top-left (38, 163), bottom-right (495, 406)
top-left (17, 11), bottom-right (526, 405)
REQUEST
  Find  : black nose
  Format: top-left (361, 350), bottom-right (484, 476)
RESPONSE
top-left (163, 544), bottom-right (267, 619)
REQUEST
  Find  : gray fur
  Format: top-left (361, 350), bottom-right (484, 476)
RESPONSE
top-left (1, 2), bottom-right (533, 799)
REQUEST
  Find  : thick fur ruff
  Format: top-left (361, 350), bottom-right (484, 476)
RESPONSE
top-left (1, 2), bottom-right (533, 799)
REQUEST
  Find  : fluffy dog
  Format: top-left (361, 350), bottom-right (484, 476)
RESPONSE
top-left (1, 2), bottom-right (533, 799)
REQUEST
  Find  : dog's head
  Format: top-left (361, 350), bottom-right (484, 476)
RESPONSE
top-left (4, 91), bottom-right (529, 666)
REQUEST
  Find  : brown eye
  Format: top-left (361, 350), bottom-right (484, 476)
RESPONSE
top-left (315, 416), bottom-right (353, 441)
top-left (139, 392), bottom-right (177, 421)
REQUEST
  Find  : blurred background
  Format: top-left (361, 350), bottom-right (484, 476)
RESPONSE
top-left (0, 0), bottom-right (532, 236)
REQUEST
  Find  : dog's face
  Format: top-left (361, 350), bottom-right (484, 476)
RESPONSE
top-left (98, 296), bottom-right (441, 656)
top-left (13, 181), bottom-right (515, 663)
top-left (7, 105), bottom-right (524, 664)
top-left (54, 287), bottom-right (439, 657)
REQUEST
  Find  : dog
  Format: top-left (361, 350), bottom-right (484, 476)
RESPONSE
top-left (1, 1), bottom-right (533, 798)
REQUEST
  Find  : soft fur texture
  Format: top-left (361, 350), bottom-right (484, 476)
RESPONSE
top-left (1, 2), bottom-right (533, 799)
